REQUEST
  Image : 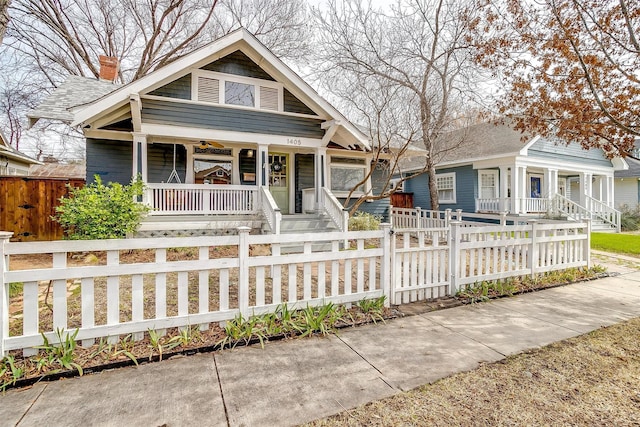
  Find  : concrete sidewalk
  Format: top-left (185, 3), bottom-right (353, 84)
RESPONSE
top-left (3, 270), bottom-right (640, 427)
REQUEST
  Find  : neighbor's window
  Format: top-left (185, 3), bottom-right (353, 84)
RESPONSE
top-left (436, 172), bottom-right (456, 204)
top-left (478, 170), bottom-right (498, 199)
top-left (330, 157), bottom-right (366, 193)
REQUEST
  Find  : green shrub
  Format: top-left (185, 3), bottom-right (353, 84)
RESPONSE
top-left (349, 211), bottom-right (382, 231)
top-left (54, 175), bottom-right (149, 239)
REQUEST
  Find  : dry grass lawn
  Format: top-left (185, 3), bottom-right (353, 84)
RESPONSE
top-left (307, 317), bottom-right (640, 426)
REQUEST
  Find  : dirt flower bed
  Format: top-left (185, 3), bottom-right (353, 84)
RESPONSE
top-left (307, 316), bottom-right (640, 426)
top-left (0, 297), bottom-right (394, 391)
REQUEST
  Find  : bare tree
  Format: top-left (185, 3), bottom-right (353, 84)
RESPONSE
top-left (312, 0), bottom-right (486, 210)
top-left (1, 0), bottom-right (310, 157)
top-left (0, 0), bottom-right (8, 45)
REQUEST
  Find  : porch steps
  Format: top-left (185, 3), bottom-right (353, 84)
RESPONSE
top-left (277, 214), bottom-right (341, 253)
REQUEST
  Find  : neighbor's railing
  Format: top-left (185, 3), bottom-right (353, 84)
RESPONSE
top-left (259, 186), bottom-right (282, 234)
top-left (584, 195), bottom-right (620, 232)
top-left (143, 183), bottom-right (259, 215)
top-left (391, 207), bottom-right (448, 229)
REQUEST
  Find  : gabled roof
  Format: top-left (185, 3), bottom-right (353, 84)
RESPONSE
top-left (0, 131), bottom-right (42, 166)
top-left (615, 140), bottom-right (640, 178)
top-left (28, 76), bottom-right (121, 127)
top-left (29, 28), bottom-right (369, 150)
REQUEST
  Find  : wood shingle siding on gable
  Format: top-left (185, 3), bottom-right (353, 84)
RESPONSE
top-left (141, 98), bottom-right (325, 138)
top-left (406, 165), bottom-right (476, 212)
top-left (284, 89), bottom-right (316, 115)
top-left (528, 138), bottom-right (612, 166)
top-left (86, 138), bottom-right (133, 185)
top-left (201, 50), bottom-right (276, 81)
top-left (148, 74), bottom-right (192, 100)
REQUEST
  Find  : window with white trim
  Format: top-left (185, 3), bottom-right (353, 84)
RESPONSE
top-left (436, 172), bottom-right (456, 204)
top-left (478, 170), bottom-right (499, 199)
top-left (330, 157), bottom-right (367, 193)
top-left (192, 70), bottom-right (283, 112)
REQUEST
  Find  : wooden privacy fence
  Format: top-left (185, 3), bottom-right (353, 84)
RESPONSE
top-left (0, 220), bottom-right (590, 356)
top-left (0, 177), bottom-right (84, 241)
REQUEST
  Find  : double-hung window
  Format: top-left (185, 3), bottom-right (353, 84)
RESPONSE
top-left (436, 172), bottom-right (456, 204)
top-left (330, 157), bottom-right (367, 194)
top-left (478, 170), bottom-right (499, 199)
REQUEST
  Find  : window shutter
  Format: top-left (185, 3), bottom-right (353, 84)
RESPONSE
top-left (259, 86), bottom-right (279, 111)
top-left (198, 76), bottom-right (220, 103)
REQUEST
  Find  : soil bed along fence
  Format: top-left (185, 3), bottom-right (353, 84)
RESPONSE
top-left (0, 220), bottom-right (590, 356)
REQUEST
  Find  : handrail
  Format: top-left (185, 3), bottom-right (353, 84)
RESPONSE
top-left (321, 187), bottom-right (349, 232)
top-left (585, 195), bottom-right (621, 232)
top-left (259, 186), bottom-right (281, 234)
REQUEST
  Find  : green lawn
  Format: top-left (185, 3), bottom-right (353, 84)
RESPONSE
top-left (591, 233), bottom-right (640, 256)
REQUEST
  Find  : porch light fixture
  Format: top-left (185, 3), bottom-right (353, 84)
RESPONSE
top-left (198, 140), bottom-right (224, 149)
top-left (247, 149), bottom-right (254, 158)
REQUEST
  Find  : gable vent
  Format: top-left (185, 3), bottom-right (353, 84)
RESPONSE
top-left (259, 86), bottom-right (278, 111)
top-left (198, 76), bottom-right (220, 103)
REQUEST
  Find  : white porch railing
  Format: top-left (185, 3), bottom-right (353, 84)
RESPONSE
top-left (321, 187), bottom-right (349, 232)
top-left (391, 207), bottom-right (448, 229)
top-left (551, 194), bottom-right (620, 232)
top-left (143, 183), bottom-right (259, 215)
top-left (475, 198), bottom-right (512, 212)
top-left (517, 197), bottom-right (549, 213)
top-left (260, 186), bottom-right (282, 234)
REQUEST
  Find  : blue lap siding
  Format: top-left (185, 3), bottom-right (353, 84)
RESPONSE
top-left (405, 165), bottom-right (476, 212)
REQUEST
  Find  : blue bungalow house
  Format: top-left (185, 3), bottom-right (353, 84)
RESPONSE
top-left (28, 29), bottom-right (390, 235)
top-left (402, 121), bottom-right (626, 231)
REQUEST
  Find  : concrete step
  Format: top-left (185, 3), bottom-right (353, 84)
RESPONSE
top-left (280, 214), bottom-right (339, 233)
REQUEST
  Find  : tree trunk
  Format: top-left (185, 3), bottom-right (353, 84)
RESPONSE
top-left (0, 0), bottom-right (9, 45)
top-left (427, 158), bottom-right (439, 211)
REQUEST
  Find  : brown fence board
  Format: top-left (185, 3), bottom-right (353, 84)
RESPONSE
top-left (0, 177), bottom-right (84, 241)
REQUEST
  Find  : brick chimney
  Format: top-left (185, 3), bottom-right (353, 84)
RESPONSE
top-left (98, 55), bottom-right (119, 82)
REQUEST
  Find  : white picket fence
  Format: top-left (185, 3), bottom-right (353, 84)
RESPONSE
top-left (0, 219), bottom-right (591, 356)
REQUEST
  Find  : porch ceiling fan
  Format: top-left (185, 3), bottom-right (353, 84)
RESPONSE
top-left (198, 140), bottom-right (224, 149)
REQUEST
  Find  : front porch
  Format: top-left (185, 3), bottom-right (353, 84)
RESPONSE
top-left (473, 164), bottom-right (620, 232)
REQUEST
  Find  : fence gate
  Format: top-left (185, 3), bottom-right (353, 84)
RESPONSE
top-left (0, 177), bottom-right (84, 241)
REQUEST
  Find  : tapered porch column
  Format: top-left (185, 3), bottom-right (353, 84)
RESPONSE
top-left (132, 133), bottom-right (148, 182)
top-left (606, 175), bottom-right (615, 207)
top-left (499, 166), bottom-right (509, 212)
top-left (314, 147), bottom-right (327, 211)
top-left (257, 144), bottom-right (269, 188)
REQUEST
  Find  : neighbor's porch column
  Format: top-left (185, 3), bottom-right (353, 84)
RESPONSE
top-left (499, 165), bottom-right (509, 212)
top-left (544, 168), bottom-right (558, 198)
top-left (606, 175), bottom-right (615, 207)
top-left (511, 164), bottom-right (521, 214)
top-left (314, 147), bottom-right (327, 211)
top-left (132, 133), bottom-right (148, 182)
top-left (257, 144), bottom-right (269, 188)
top-left (579, 171), bottom-right (593, 209)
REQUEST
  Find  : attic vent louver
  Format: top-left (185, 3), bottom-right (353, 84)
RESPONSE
top-left (198, 76), bottom-right (220, 103)
top-left (259, 86), bottom-right (278, 111)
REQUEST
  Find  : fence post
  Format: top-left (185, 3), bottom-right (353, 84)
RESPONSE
top-left (379, 223), bottom-right (392, 307)
top-left (585, 218), bottom-right (591, 269)
top-left (528, 220), bottom-right (539, 278)
top-left (389, 225), bottom-right (397, 305)
top-left (237, 226), bottom-right (251, 317)
top-left (389, 204), bottom-right (394, 227)
top-left (449, 221), bottom-right (460, 296)
top-left (456, 209), bottom-right (463, 221)
top-left (415, 207), bottom-right (422, 228)
top-left (445, 209), bottom-right (452, 227)
top-left (0, 231), bottom-right (13, 356)
top-left (500, 211), bottom-right (507, 226)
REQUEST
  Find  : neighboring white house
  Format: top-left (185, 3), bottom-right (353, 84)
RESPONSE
top-left (614, 139), bottom-right (640, 210)
top-left (0, 131), bottom-right (42, 176)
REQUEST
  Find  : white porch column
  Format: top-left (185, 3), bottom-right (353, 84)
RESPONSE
top-left (499, 166), bottom-right (509, 212)
top-left (314, 147), bottom-right (327, 211)
top-left (257, 144), bottom-right (269, 188)
top-left (519, 165), bottom-right (528, 213)
top-left (579, 172), bottom-right (593, 209)
top-left (544, 168), bottom-right (558, 198)
top-left (231, 147), bottom-right (240, 185)
top-left (607, 175), bottom-right (615, 207)
top-left (511, 164), bottom-right (520, 214)
top-left (132, 133), bottom-right (148, 182)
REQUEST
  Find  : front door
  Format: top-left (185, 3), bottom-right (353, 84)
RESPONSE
top-left (530, 176), bottom-right (542, 198)
top-left (269, 153), bottom-right (289, 214)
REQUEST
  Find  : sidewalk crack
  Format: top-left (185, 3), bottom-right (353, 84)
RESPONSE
top-left (336, 335), bottom-right (397, 391)
top-left (15, 383), bottom-right (48, 426)
top-left (213, 354), bottom-right (231, 427)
